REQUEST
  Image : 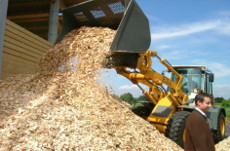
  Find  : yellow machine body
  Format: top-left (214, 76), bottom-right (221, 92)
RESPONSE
top-left (115, 50), bottom-right (188, 133)
top-left (147, 95), bottom-right (177, 133)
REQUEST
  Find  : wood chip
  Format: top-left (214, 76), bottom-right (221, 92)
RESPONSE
top-left (215, 136), bottom-right (230, 151)
top-left (0, 26), bottom-right (186, 150)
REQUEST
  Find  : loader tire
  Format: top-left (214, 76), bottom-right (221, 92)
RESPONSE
top-left (131, 106), bottom-right (151, 118)
top-left (213, 112), bottom-right (226, 143)
top-left (165, 111), bottom-right (191, 148)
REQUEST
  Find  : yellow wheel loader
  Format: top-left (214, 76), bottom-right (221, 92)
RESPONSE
top-left (56, 0), bottom-right (226, 148)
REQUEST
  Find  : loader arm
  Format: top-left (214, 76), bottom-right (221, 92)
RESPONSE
top-left (111, 50), bottom-right (189, 132)
top-left (115, 50), bottom-right (188, 107)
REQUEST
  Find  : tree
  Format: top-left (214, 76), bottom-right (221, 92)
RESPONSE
top-left (222, 99), bottom-right (230, 108)
top-left (120, 93), bottom-right (137, 105)
top-left (137, 95), bottom-right (149, 102)
top-left (214, 97), bottom-right (224, 103)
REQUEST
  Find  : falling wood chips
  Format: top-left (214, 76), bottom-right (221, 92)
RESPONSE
top-left (0, 26), bottom-right (226, 150)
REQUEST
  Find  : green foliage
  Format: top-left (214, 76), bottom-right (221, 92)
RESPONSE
top-left (120, 93), bottom-right (138, 105)
top-left (214, 97), bottom-right (224, 103)
top-left (222, 100), bottom-right (230, 108)
top-left (215, 99), bottom-right (230, 124)
top-left (120, 94), bottom-right (150, 106)
top-left (225, 108), bottom-right (230, 124)
top-left (137, 95), bottom-right (149, 102)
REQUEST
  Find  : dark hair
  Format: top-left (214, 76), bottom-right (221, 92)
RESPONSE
top-left (195, 93), bottom-right (213, 105)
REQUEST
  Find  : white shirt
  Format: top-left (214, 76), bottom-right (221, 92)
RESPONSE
top-left (195, 107), bottom-right (207, 117)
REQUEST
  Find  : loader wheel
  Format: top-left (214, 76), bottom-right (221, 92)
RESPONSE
top-left (213, 112), bottom-right (226, 143)
top-left (131, 106), bottom-right (152, 118)
top-left (165, 111), bottom-right (191, 148)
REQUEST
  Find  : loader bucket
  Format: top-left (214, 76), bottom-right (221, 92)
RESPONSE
top-left (56, 0), bottom-right (151, 54)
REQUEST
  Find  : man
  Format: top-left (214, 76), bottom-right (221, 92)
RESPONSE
top-left (184, 93), bottom-right (215, 151)
top-left (182, 76), bottom-right (198, 93)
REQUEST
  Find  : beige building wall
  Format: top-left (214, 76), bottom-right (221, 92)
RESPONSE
top-left (2, 20), bottom-right (51, 79)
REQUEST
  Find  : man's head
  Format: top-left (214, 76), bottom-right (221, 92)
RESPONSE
top-left (195, 93), bottom-right (213, 112)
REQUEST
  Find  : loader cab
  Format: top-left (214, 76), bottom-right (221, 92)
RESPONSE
top-left (171, 65), bottom-right (214, 96)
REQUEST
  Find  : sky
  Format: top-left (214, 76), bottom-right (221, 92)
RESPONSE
top-left (103, 0), bottom-right (230, 99)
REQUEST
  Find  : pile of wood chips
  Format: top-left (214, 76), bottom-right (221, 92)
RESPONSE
top-left (215, 136), bottom-right (230, 151)
top-left (0, 26), bottom-right (226, 150)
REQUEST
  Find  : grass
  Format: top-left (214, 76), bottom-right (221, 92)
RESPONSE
top-left (214, 103), bottom-right (230, 124)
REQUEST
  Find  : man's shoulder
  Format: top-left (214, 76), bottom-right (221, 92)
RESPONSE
top-left (187, 110), bottom-right (203, 120)
top-left (187, 110), bottom-right (207, 124)
top-left (189, 110), bottom-right (200, 116)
